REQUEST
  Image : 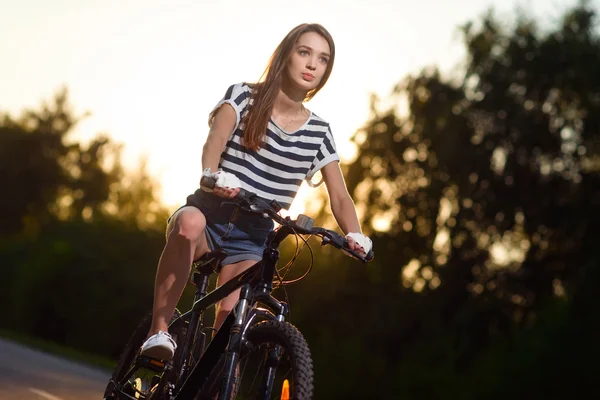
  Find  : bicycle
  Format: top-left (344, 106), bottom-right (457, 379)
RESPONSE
top-left (103, 176), bottom-right (374, 400)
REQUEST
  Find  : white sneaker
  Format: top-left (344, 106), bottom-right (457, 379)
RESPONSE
top-left (140, 331), bottom-right (177, 360)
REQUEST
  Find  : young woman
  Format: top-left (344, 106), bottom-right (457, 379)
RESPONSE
top-left (140, 23), bottom-right (373, 360)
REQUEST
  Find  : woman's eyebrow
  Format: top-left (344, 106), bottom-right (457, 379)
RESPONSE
top-left (297, 44), bottom-right (331, 57)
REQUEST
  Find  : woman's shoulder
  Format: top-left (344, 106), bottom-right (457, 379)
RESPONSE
top-left (305, 110), bottom-right (331, 130)
top-left (226, 81), bottom-right (254, 94)
top-left (220, 82), bottom-right (254, 107)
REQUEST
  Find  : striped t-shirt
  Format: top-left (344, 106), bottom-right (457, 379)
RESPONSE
top-left (208, 82), bottom-right (340, 210)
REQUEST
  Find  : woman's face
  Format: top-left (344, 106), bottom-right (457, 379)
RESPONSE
top-left (286, 31), bottom-right (331, 92)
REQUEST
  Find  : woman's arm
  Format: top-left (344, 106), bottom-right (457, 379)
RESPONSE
top-left (200, 103), bottom-right (239, 198)
top-left (321, 161), bottom-right (369, 255)
top-left (202, 103), bottom-right (236, 172)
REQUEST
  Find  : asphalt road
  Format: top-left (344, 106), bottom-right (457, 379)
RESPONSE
top-left (0, 337), bottom-right (110, 400)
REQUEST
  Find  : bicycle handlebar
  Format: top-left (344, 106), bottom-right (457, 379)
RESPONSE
top-left (200, 176), bottom-right (374, 263)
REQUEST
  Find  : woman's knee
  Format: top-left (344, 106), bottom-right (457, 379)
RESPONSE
top-left (167, 207), bottom-right (207, 244)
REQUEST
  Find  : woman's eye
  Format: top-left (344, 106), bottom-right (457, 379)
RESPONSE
top-left (319, 57), bottom-right (329, 64)
top-left (299, 50), bottom-right (309, 56)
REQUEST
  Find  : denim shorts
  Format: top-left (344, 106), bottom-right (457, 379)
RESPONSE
top-left (170, 189), bottom-right (274, 266)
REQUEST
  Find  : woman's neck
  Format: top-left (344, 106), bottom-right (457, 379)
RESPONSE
top-left (274, 79), bottom-right (306, 115)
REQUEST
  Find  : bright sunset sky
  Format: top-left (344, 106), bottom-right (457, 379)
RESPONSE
top-left (1, 0), bottom-right (581, 216)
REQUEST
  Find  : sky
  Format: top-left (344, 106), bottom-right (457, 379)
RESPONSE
top-left (0, 0), bottom-right (580, 216)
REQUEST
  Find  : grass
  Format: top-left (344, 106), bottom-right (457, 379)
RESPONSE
top-left (0, 329), bottom-right (116, 372)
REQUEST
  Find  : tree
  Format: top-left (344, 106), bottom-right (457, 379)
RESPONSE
top-left (0, 87), bottom-right (169, 233)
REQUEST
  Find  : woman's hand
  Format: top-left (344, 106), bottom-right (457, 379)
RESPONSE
top-left (345, 232), bottom-right (372, 258)
top-left (213, 186), bottom-right (240, 198)
top-left (201, 168), bottom-right (241, 198)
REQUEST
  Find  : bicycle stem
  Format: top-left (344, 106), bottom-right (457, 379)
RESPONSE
top-left (253, 225), bottom-right (292, 293)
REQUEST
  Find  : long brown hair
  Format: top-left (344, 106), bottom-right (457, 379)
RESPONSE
top-left (242, 23), bottom-right (335, 151)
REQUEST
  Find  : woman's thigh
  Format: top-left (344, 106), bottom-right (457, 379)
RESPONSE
top-left (216, 259), bottom-right (258, 309)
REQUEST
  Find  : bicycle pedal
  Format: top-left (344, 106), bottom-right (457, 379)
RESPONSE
top-left (137, 355), bottom-right (168, 372)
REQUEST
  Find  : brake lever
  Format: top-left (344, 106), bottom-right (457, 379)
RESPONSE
top-left (318, 230), bottom-right (373, 263)
top-left (215, 186), bottom-right (268, 216)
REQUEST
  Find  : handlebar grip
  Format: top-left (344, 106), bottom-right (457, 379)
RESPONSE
top-left (200, 175), bottom-right (217, 189)
top-left (341, 238), bottom-right (375, 263)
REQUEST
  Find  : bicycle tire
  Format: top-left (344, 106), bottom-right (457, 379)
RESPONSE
top-left (196, 320), bottom-right (314, 400)
top-left (103, 310), bottom-right (186, 400)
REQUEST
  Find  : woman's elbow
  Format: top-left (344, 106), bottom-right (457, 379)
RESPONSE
top-left (203, 135), bottom-right (225, 154)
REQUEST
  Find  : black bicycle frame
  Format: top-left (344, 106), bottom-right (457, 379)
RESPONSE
top-left (172, 225), bottom-right (291, 399)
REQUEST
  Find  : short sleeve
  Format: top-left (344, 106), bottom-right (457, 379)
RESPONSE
top-left (208, 82), bottom-right (251, 131)
top-left (306, 124), bottom-right (340, 186)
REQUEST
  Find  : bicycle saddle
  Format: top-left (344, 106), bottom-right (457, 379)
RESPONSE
top-left (192, 249), bottom-right (228, 274)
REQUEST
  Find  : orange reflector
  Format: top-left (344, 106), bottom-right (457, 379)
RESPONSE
top-left (280, 379), bottom-right (290, 400)
top-left (149, 359), bottom-right (165, 368)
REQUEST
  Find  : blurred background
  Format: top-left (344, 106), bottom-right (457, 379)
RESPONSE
top-left (1, 0), bottom-right (599, 399)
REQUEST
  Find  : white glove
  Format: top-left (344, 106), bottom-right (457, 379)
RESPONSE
top-left (345, 232), bottom-right (372, 254)
top-left (201, 168), bottom-right (241, 192)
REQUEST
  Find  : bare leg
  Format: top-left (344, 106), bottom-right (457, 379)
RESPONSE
top-left (213, 259), bottom-right (258, 331)
top-left (149, 207), bottom-right (210, 336)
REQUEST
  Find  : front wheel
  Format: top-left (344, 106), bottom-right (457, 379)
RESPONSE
top-left (197, 320), bottom-right (314, 400)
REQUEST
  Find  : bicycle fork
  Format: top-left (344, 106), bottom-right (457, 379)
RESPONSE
top-left (218, 283), bottom-right (252, 400)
